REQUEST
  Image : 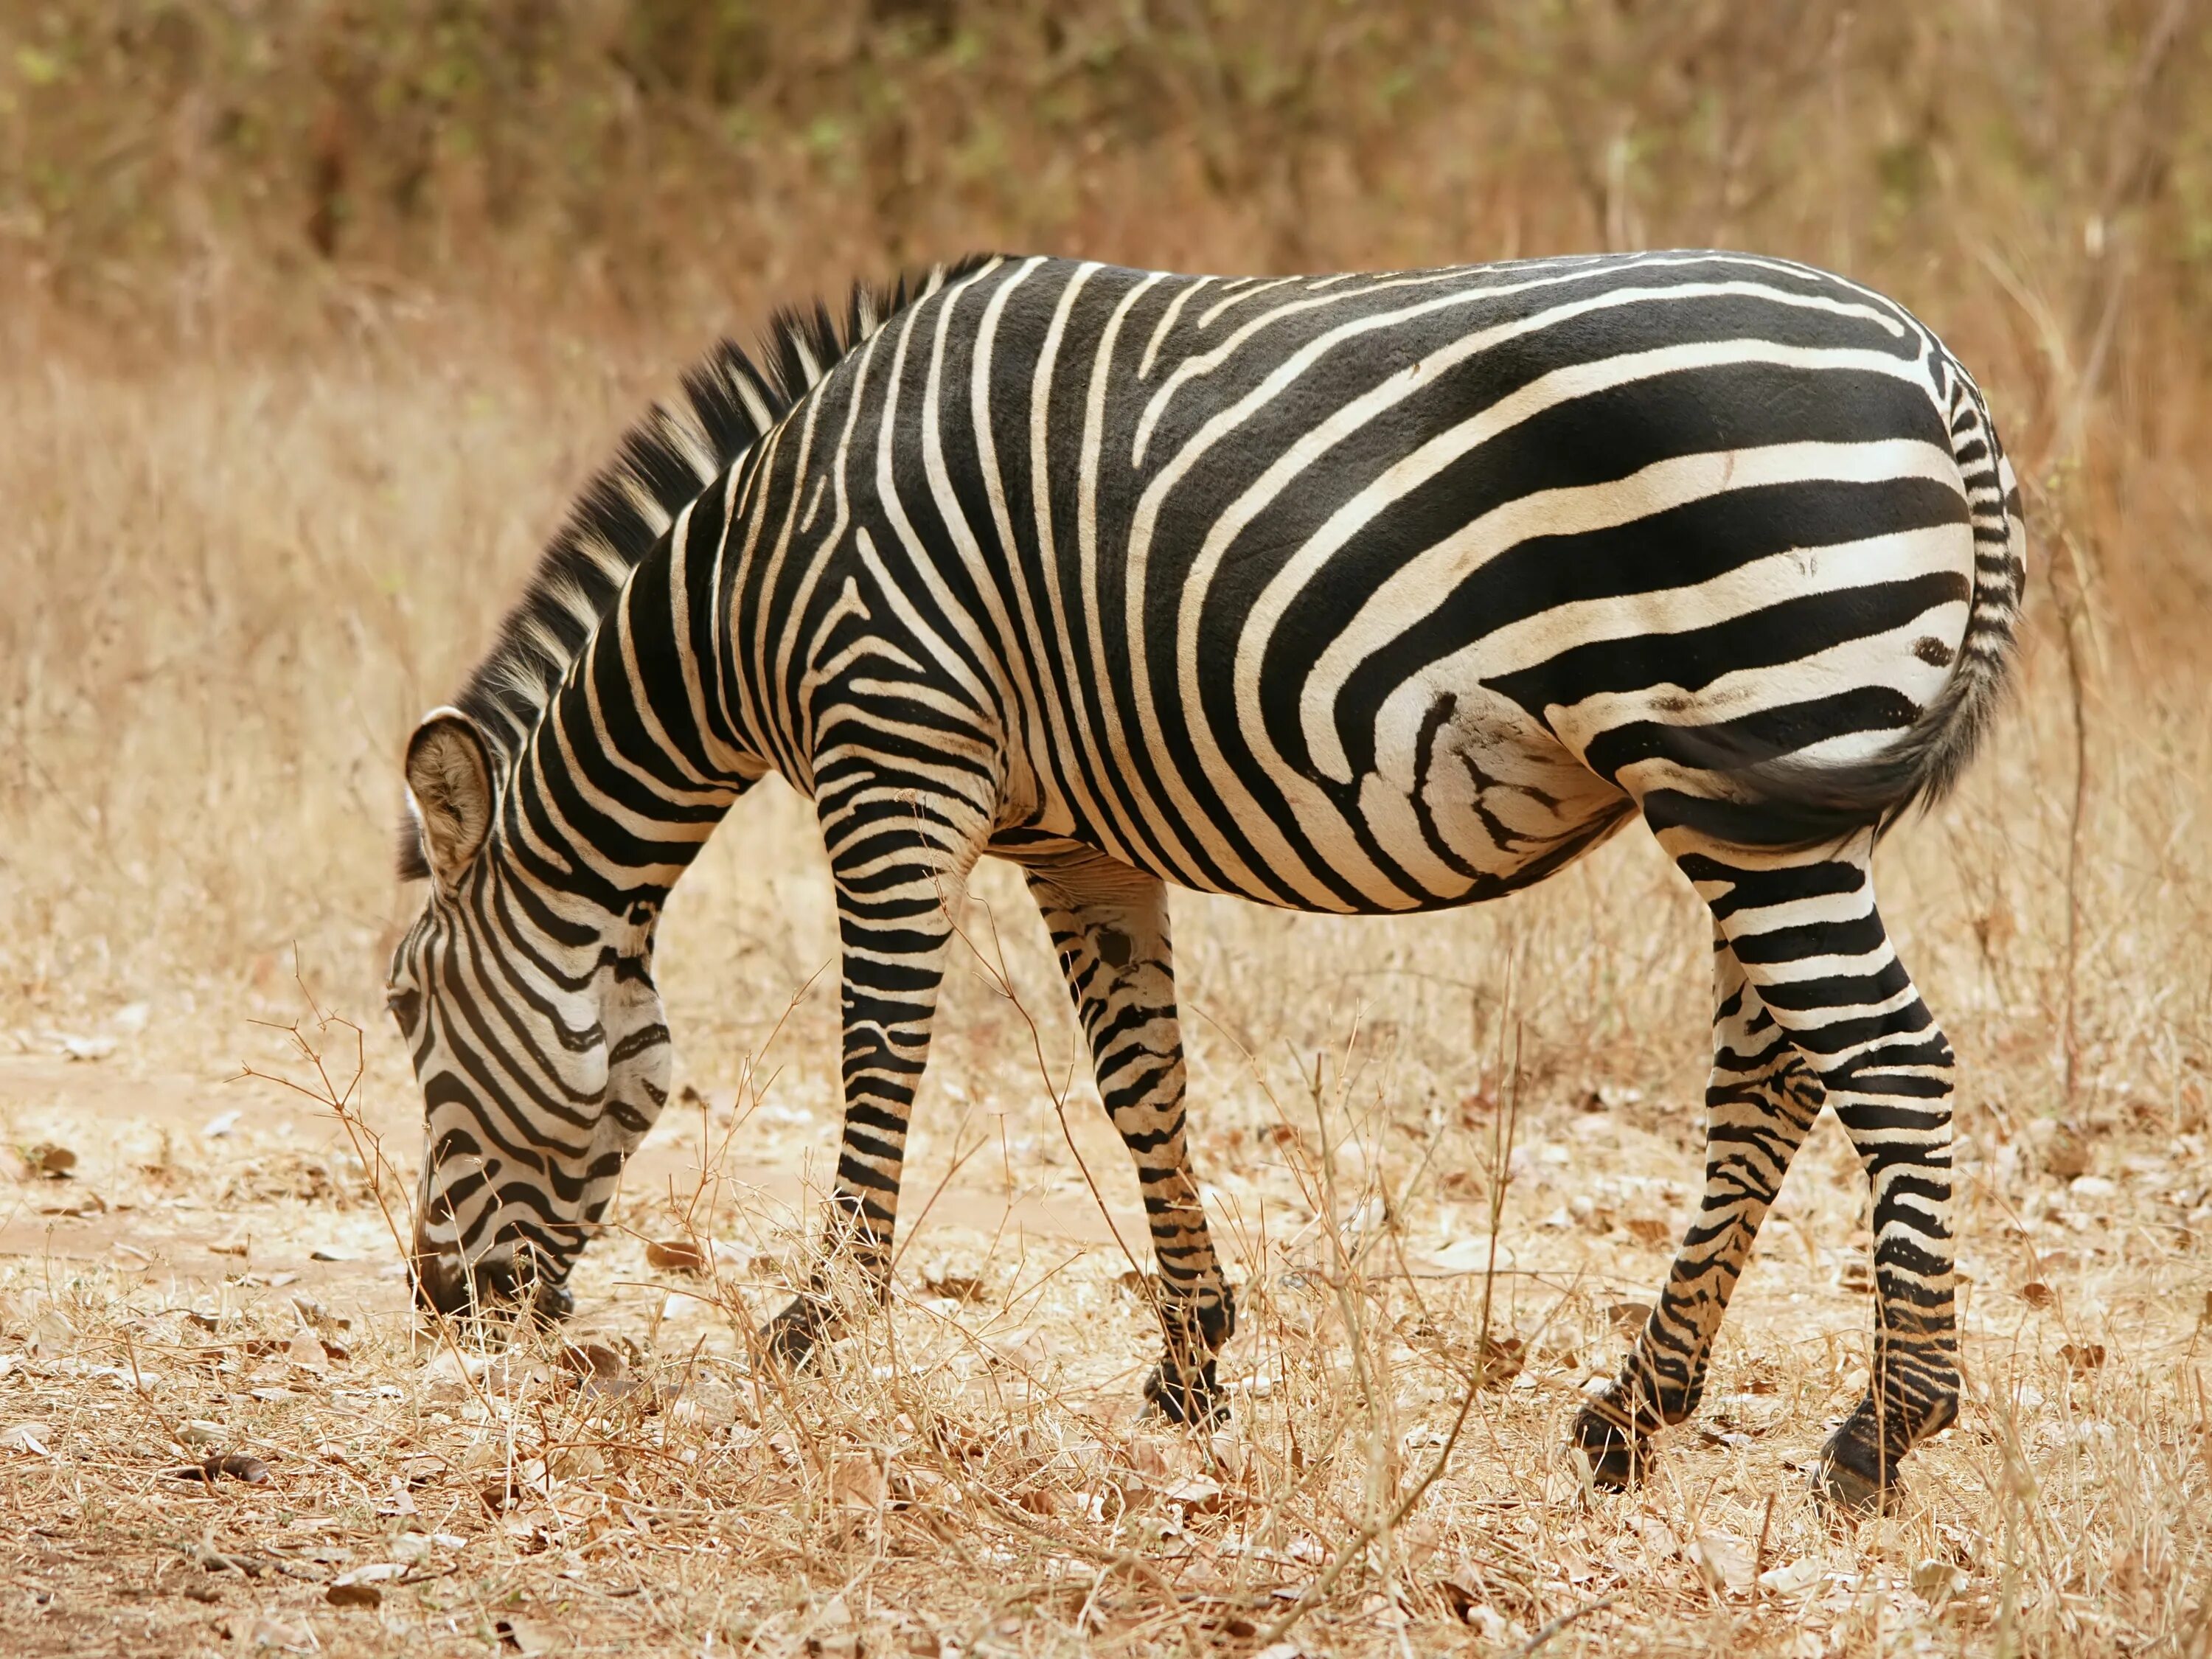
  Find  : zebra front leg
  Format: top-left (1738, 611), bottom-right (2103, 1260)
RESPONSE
top-left (1573, 926), bottom-right (1823, 1485)
top-left (763, 774), bottom-right (989, 1368)
top-left (1024, 849), bottom-right (1234, 1427)
top-left (1655, 819), bottom-right (1959, 1510)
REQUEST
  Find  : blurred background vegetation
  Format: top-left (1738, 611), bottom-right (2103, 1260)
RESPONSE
top-left (5, 1), bottom-right (2208, 607)
top-left (2, 0), bottom-right (2209, 1078)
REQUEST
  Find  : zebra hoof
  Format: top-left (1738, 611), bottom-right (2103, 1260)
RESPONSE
top-left (1812, 1431), bottom-right (1902, 1515)
top-left (1143, 1360), bottom-right (1228, 1429)
top-left (760, 1298), bottom-right (830, 1368)
top-left (1569, 1405), bottom-right (1646, 1489)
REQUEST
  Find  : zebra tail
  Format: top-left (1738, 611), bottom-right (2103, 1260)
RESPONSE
top-left (1694, 376), bottom-right (2029, 847)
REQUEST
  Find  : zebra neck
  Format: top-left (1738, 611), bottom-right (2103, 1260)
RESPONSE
top-left (495, 504), bottom-right (762, 918)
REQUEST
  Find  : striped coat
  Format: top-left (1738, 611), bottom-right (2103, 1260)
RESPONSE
top-left (389, 251), bottom-right (2023, 1508)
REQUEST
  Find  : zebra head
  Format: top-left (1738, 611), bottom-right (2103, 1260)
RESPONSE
top-left (388, 707), bottom-right (673, 1323)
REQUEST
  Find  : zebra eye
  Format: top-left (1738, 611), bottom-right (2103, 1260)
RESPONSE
top-left (387, 988), bottom-right (422, 1030)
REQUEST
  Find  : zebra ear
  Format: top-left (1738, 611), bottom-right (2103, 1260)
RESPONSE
top-left (403, 709), bottom-right (495, 891)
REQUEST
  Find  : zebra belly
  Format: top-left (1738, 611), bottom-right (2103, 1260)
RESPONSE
top-left (1001, 684), bottom-right (1630, 916)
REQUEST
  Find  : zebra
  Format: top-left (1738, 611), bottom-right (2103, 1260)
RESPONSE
top-left (386, 250), bottom-right (2025, 1509)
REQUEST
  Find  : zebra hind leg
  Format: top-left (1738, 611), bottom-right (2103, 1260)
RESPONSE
top-left (762, 776), bottom-right (989, 1369)
top-left (1572, 924), bottom-right (1823, 1486)
top-left (1653, 818), bottom-right (1960, 1510)
top-left (1024, 849), bottom-right (1234, 1427)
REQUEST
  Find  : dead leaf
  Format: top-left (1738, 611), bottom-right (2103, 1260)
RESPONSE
top-left (557, 1338), bottom-right (641, 1403)
top-left (250, 1615), bottom-right (316, 1653)
top-left (1759, 1557), bottom-right (1824, 1596)
top-left (830, 1458), bottom-right (887, 1510)
top-left (1691, 1532), bottom-right (1756, 1596)
top-left (1, 1422), bottom-right (52, 1455)
top-left (1158, 1475), bottom-right (1224, 1513)
top-left (2041, 1125), bottom-right (2091, 1180)
top-left (1397, 1518), bottom-right (1442, 1573)
top-left (29, 1143), bottom-right (76, 1178)
top-left (35, 1191), bottom-right (105, 1218)
top-left (986, 1327), bottom-right (1057, 1372)
top-left (560, 1339), bottom-right (628, 1381)
top-left (1125, 1436), bottom-right (1172, 1479)
top-left (1624, 1217), bottom-right (1672, 1246)
top-left (290, 1295), bottom-right (349, 1332)
top-left (804, 1594), bottom-right (860, 1659)
top-left (336, 1563), bottom-right (407, 1586)
top-left (925, 1273), bottom-right (987, 1304)
top-left (645, 1239), bottom-right (708, 1274)
top-left (164, 1453), bottom-right (270, 1485)
top-left (2019, 1281), bottom-right (2055, 1309)
top-left (1606, 1301), bottom-right (1652, 1332)
top-left (286, 1328), bottom-right (328, 1372)
top-left (1437, 1562), bottom-right (1496, 1621)
top-left (497, 1616), bottom-right (558, 1655)
top-left (1474, 1334), bottom-right (1524, 1388)
top-left (2059, 1342), bottom-right (2107, 1373)
top-left (326, 1582), bottom-right (382, 1610)
top-left (1912, 1557), bottom-right (1968, 1606)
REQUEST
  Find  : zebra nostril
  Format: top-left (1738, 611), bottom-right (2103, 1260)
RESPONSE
top-left (532, 1281), bottom-right (575, 1323)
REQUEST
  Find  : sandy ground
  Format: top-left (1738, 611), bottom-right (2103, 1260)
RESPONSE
top-left (5, 1015), bottom-right (2206, 1658)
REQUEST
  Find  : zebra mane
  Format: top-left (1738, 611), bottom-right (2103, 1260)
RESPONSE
top-left (398, 255), bottom-right (994, 880)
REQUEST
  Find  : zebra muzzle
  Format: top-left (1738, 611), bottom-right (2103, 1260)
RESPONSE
top-left (409, 1239), bottom-right (574, 1324)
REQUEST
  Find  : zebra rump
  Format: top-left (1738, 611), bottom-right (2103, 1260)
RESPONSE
top-left (1656, 358), bottom-right (2023, 846)
top-left (383, 249), bottom-right (2027, 1506)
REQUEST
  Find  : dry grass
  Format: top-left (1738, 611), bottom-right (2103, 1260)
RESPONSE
top-left (4, 4), bottom-right (2212, 1652)
top-left (0, 341), bottom-right (2206, 1658)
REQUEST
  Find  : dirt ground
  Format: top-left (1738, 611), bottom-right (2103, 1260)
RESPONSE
top-left (4, 932), bottom-right (2206, 1659)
